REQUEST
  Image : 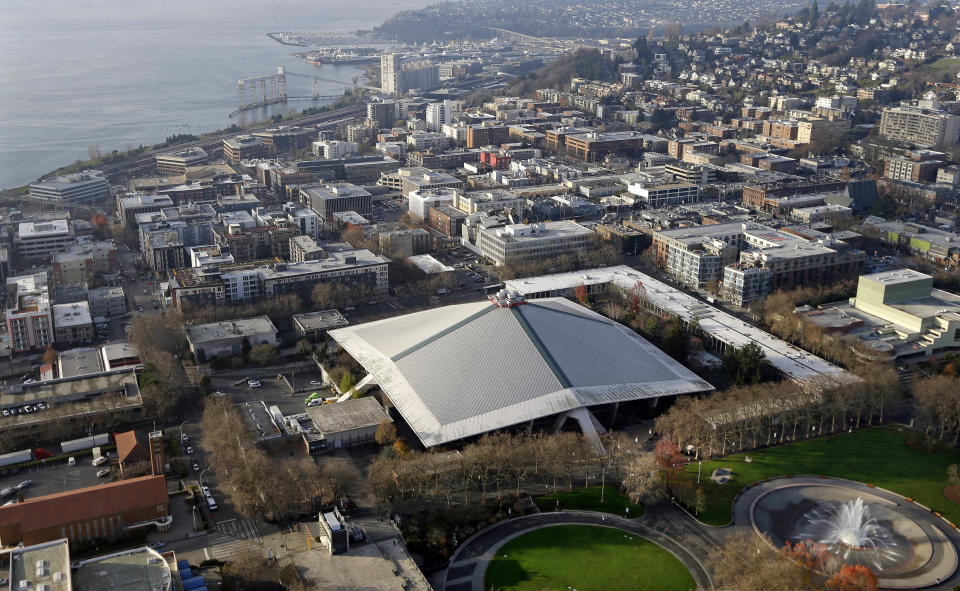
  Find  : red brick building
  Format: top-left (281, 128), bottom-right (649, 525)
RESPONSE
top-left (0, 476), bottom-right (170, 546)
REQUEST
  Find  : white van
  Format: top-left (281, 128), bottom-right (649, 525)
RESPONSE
top-left (91, 456), bottom-right (108, 466)
top-left (68, 457), bottom-right (76, 466)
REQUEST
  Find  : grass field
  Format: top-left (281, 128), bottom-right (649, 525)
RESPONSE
top-left (533, 485), bottom-right (644, 516)
top-left (485, 525), bottom-right (695, 591)
top-left (682, 426), bottom-right (960, 526)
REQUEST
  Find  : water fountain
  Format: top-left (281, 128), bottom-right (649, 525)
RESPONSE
top-left (795, 497), bottom-right (908, 571)
top-left (747, 480), bottom-right (958, 588)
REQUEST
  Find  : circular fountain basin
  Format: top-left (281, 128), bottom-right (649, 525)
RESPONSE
top-left (750, 483), bottom-right (948, 586)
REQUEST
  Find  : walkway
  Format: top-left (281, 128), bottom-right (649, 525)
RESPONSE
top-left (442, 510), bottom-right (713, 591)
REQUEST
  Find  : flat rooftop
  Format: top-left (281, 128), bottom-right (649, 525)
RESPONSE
top-left (185, 316), bottom-right (277, 344)
top-left (306, 397), bottom-right (390, 435)
top-left (862, 268), bottom-right (932, 285)
top-left (53, 302), bottom-right (92, 327)
top-left (57, 348), bottom-right (103, 379)
top-left (73, 547), bottom-right (172, 591)
top-left (407, 254), bottom-right (454, 274)
top-left (18, 220), bottom-right (71, 239)
top-left (5, 538), bottom-right (71, 591)
top-left (293, 310), bottom-right (350, 331)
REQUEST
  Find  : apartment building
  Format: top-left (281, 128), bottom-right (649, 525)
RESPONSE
top-left (300, 183), bottom-right (373, 220)
top-left (6, 274), bottom-right (53, 353)
top-left (879, 106), bottom-right (960, 149)
top-left (223, 135), bottom-right (266, 163)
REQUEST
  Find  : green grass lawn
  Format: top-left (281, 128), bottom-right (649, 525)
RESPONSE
top-left (533, 485), bottom-right (644, 517)
top-left (683, 426), bottom-right (960, 526)
top-left (485, 524), bottom-right (695, 591)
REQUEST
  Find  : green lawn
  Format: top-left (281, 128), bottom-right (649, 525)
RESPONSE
top-left (683, 426), bottom-right (960, 526)
top-left (533, 485), bottom-right (644, 517)
top-left (485, 525), bottom-right (695, 591)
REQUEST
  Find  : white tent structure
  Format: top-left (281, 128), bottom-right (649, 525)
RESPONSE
top-left (329, 295), bottom-right (713, 448)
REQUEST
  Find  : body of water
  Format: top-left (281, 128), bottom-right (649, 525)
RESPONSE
top-left (0, 0), bottom-right (426, 189)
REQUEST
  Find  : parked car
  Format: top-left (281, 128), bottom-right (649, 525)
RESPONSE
top-left (181, 434), bottom-right (189, 444)
top-left (16, 480), bottom-right (32, 490)
top-left (148, 541), bottom-right (166, 550)
top-left (92, 456), bottom-right (108, 466)
top-left (201, 485), bottom-right (211, 497)
top-left (186, 446), bottom-right (193, 455)
top-left (207, 496), bottom-right (218, 511)
top-left (247, 379), bottom-right (261, 388)
top-left (96, 469), bottom-right (110, 478)
top-left (306, 399), bottom-right (322, 407)
top-left (68, 457), bottom-right (76, 466)
top-left (192, 462), bottom-right (200, 473)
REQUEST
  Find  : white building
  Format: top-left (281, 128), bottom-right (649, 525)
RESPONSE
top-left (426, 100), bottom-right (464, 131)
top-left (408, 188), bottom-right (461, 219)
top-left (312, 140), bottom-right (359, 159)
top-left (476, 221), bottom-right (594, 267)
top-left (29, 170), bottom-right (110, 204)
top-left (283, 202), bottom-right (320, 237)
top-left (626, 182), bottom-right (700, 207)
top-left (406, 132), bottom-right (449, 153)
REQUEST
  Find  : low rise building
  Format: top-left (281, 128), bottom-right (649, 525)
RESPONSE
top-left (14, 220), bottom-right (75, 262)
top-left (88, 285), bottom-right (126, 318)
top-left (52, 301), bottom-right (94, 346)
top-left (301, 397), bottom-right (391, 453)
top-left (477, 220), bottom-right (594, 267)
top-left (627, 182), bottom-right (700, 207)
top-left (223, 135), bottom-right (265, 164)
top-left (29, 170), bottom-right (110, 204)
top-left (0, 476), bottom-right (170, 546)
top-left (155, 147), bottom-right (208, 175)
top-left (300, 183), bottom-right (373, 221)
top-left (292, 310), bottom-right (349, 342)
top-left (185, 316), bottom-right (278, 360)
top-left (116, 194), bottom-right (176, 226)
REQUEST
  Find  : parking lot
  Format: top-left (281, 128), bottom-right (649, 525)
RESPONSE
top-left (210, 369), bottom-right (328, 418)
top-left (0, 456), bottom-right (108, 502)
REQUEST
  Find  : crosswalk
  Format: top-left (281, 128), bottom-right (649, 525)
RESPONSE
top-left (203, 534), bottom-right (260, 561)
top-left (214, 518), bottom-right (262, 543)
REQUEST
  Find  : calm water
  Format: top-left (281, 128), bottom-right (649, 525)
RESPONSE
top-left (0, 0), bottom-right (426, 189)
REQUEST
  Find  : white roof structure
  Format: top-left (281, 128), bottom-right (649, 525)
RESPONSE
top-left (505, 265), bottom-right (855, 387)
top-left (329, 297), bottom-right (712, 447)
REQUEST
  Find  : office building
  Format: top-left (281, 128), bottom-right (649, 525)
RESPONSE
top-left (300, 183), bottom-right (373, 221)
top-left (222, 135), bottom-right (266, 164)
top-left (407, 187), bottom-right (460, 219)
top-left (477, 221), bottom-right (594, 267)
top-left (381, 167), bottom-right (463, 197)
top-left (116, 194), bottom-right (175, 226)
top-left (29, 170), bottom-right (110, 204)
top-left (14, 220), bottom-right (76, 262)
top-left (627, 182), bottom-right (700, 207)
top-left (154, 147), bottom-right (208, 175)
top-left (252, 126), bottom-right (315, 154)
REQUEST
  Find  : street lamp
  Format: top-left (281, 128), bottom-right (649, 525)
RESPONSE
top-left (199, 467), bottom-right (211, 490)
top-left (179, 421), bottom-right (190, 449)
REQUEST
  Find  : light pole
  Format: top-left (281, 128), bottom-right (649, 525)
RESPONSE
top-left (199, 467), bottom-right (210, 491)
top-left (697, 460), bottom-right (702, 485)
top-left (179, 421), bottom-right (190, 449)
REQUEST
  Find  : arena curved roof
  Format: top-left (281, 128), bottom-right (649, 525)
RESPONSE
top-left (329, 297), bottom-right (713, 447)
